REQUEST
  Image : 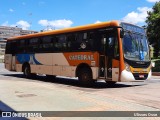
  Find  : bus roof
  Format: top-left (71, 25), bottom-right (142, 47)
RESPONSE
top-left (7, 21), bottom-right (119, 41)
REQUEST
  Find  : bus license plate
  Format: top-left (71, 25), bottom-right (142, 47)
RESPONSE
top-left (139, 75), bottom-right (144, 78)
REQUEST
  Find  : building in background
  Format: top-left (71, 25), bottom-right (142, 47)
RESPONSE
top-left (0, 26), bottom-right (37, 62)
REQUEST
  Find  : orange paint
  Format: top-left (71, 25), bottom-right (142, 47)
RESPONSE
top-left (15, 57), bottom-right (20, 64)
top-left (63, 52), bottom-right (99, 67)
top-left (112, 59), bottom-right (119, 68)
top-left (8, 21), bottom-right (118, 41)
top-left (117, 27), bottom-right (125, 81)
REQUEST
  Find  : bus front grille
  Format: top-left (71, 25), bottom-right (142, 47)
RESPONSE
top-left (132, 73), bottom-right (148, 80)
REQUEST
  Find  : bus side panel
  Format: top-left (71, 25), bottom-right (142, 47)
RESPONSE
top-left (34, 53), bottom-right (53, 75)
top-left (15, 52), bottom-right (99, 79)
top-left (16, 64), bottom-right (22, 72)
top-left (36, 65), bottom-right (53, 75)
top-left (34, 53), bottom-right (73, 76)
top-left (91, 67), bottom-right (99, 80)
top-left (112, 68), bottom-right (119, 81)
top-left (5, 54), bottom-right (12, 71)
top-left (61, 66), bottom-right (77, 77)
top-left (52, 66), bottom-right (76, 77)
top-left (52, 53), bottom-right (71, 76)
top-left (30, 65), bottom-right (37, 73)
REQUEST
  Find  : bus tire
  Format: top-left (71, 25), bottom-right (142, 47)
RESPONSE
top-left (23, 65), bottom-right (32, 78)
top-left (78, 67), bottom-right (93, 87)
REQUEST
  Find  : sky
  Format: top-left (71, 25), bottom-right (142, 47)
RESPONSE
top-left (0, 0), bottom-right (159, 31)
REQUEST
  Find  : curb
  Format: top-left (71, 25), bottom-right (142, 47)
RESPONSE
top-left (152, 72), bottom-right (160, 76)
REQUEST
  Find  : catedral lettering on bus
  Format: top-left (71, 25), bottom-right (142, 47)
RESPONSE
top-left (4, 21), bottom-right (151, 86)
top-left (69, 55), bottom-right (94, 61)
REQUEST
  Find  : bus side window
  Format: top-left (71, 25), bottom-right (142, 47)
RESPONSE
top-left (76, 32), bottom-right (89, 50)
top-left (5, 41), bottom-right (10, 54)
top-left (67, 34), bottom-right (76, 51)
top-left (54, 35), bottom-right (67, 51)
top-left (18, 40), bottom-right (26, 53)
top-left (28, 38), bottom-right (39, 53)
top-left (53, 36), bottom-right (59, 52)
top-left (87, 31), bottom-right (94, 50)
top-left (5, 41), bottom-right (17, 55)
top-left (10, 41), bottom-right (17, 55)
top-left (59, 35), bottom-right (67, 51)
top-left (106, 37), bottom-right (114, 56)
top-left (96, 28), bottom-right (109, 53)
top-left (114, 38), bottom-right (119, 59)
top-left (41, 36), bottom-right (53, 53)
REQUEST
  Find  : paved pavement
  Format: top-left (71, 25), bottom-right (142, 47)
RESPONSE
top-left (0, 63), bottom-right (160, 120)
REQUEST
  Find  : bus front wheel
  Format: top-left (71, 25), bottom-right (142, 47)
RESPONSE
top-left (78, 67), bottom-right (93, 87)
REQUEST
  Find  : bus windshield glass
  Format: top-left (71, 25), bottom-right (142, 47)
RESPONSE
top-left (121, 23), bottom-right (150, 61)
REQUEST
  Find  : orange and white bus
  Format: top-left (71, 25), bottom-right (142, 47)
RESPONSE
top-left (4, 21), bottom-right (151, 86)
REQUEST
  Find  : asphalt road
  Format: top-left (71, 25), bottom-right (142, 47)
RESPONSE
top-left (0, 63), bottom-right (160, 120)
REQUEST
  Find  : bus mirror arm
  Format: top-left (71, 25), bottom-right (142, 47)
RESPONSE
top-left (120, 29), bottom-right (124, 38)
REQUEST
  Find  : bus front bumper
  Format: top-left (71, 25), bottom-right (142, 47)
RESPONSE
top-left (120, 70), bottom-right (152, 82)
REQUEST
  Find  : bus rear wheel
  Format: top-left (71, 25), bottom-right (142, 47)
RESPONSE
top-left (78, 67), bottom-right (93, 87)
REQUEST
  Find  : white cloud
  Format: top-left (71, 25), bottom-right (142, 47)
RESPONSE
top-left (147, 0), bottom-right (160, 2)
top-left (1, 20), bottom-right (30, 30)
top-left (38, 19), bottom-right (73, 29)
top-left (38, 20), bottom-right (48, 26)
top-left (9, 9), bottom-right (14, 12)
top-left (95, 20), bottom-right (101, 24)
top-left (122, 7), bottom-right (152, 24)
top-left (16, 20), bottom-right (31, 30)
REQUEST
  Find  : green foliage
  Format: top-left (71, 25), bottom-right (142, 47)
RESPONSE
top-left (152, 60), bottom-right (160, 72)
top-left (146, 2), bottom-right (160, 58)
top-left (152, 56), bottom-right (160, 72)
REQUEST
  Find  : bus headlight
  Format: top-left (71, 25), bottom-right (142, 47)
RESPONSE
top-left (125, 63), bottom-right (130, 72)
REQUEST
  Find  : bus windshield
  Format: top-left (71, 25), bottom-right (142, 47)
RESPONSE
top-left (122, 32), bottom-right (150, 61)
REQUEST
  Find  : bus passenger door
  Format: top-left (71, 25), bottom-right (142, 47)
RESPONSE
top-left (98, 28), bottom-right (119, 81)
top-left (106, 36), bottom-right (119, 82)
top-left (107, 56), bottom-right (112, 80)
top-left (99, 55), bottom-right (106, 78)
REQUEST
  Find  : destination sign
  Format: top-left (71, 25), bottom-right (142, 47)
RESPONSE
top-left (121, 22), bottom-right (145, 34)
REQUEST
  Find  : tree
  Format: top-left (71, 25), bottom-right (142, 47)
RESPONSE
top-left (146, 2), bottom-right (160, 58)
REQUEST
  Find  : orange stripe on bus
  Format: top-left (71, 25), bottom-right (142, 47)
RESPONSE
top-left (63, 52), bottom-right (99, 67)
